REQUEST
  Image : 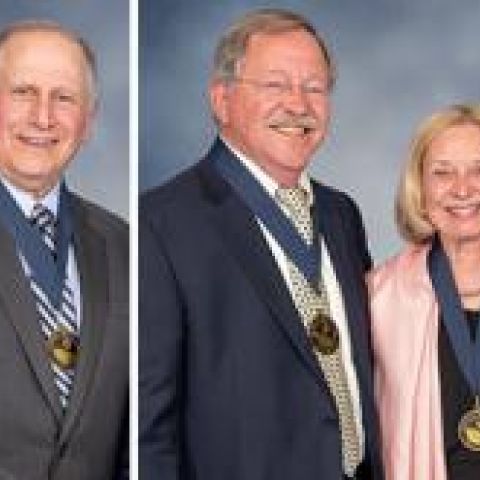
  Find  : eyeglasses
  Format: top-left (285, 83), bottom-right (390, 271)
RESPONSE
top-left (233, 77), bottom-right (329, 98)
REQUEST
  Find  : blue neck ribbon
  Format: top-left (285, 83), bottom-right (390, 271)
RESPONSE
top-left (428, 235), bottom-right (480, 394)
top-left (210, 149), bottom-right (320, 286)
top-left (0, 182), bottom-right (73, 308)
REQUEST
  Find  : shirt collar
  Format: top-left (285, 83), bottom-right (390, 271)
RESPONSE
top-left (0, 176), bottom-right (61, 218)
top-left (221, 137), bottom-right (314, 207)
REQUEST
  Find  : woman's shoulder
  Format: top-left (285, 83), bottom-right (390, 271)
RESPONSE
top-left (368, 242), bottom-right (431, 293)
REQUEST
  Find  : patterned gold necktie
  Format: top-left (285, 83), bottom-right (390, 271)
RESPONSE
top-left (276, 187), bottom-right (362, 477)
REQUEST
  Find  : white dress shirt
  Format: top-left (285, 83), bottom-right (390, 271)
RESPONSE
top-left (223, 140), bottom-right (364, 453)
top-left (1, 178), bottom-right (82, 327)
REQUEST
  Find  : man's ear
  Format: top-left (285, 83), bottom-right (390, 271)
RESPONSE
top-left (80, 103), bottom-right (98, 144)
top-left (209, 79), bottom-right (230, 127)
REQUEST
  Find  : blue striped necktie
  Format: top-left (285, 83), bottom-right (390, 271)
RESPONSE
top-left (29, 203), bottom-right (79, 410)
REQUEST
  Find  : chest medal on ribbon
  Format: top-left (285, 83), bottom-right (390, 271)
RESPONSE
top-left (428, 240), bottom-right (480, 452)
top-left (309, 311), bottom-right (339, 355)
top-left (458, 396), bottom-right (480, 451)
top-left (47, 326), bottom-right (80, 370)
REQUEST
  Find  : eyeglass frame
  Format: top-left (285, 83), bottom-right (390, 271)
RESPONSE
top-left (231, 76), bottom-right (331, 99)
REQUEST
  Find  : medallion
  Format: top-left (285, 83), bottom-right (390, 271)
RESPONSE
top-left (47, 327), bottom-right (80, 370)
top-left (309, 312), bottom-right (339, 355)
top-left (458, 397), bottom-right (480, 452)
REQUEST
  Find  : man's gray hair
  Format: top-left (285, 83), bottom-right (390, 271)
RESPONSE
top-left (212, 8), bottom-right (336, 89)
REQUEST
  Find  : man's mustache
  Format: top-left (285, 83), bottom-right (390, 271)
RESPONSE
top-left (268, 115), bottom-right (318, 130)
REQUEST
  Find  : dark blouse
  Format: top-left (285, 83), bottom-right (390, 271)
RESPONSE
top-left (439, 309), bottom-right (480, 479)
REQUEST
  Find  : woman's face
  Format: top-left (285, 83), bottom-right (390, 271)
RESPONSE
top-left (422, 123), bottom-right (480, 247)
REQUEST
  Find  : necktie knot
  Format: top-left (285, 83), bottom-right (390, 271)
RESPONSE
top-left (276, 186), bottom-right (312, 244)
top-left (30, 203), bottom-right (56, 253)
top-left (276, 186), bottom-right (309, 210)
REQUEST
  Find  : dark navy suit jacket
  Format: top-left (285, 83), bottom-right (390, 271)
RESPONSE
top-left (139, 139), bottom-right (383, 480)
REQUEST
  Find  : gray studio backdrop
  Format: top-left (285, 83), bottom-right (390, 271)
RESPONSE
top-left (3, 0), bottom-right (129, 220)
top-left (140, 0), bottom-right (478, 262)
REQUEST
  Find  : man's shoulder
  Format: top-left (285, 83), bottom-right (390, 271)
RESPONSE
top-left (140, 138), bottom-right (238, 219)
top-left (70, 192), bottom-right (128, 241)
top-left (310, 179), bottom-right (361, 213)
top-left (142, 163), bottom-right (200, 203)
top-left (140, 160), bottom-right (213, 223)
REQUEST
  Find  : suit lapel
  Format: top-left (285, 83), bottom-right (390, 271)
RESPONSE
top-left (58, 198), bottom-right (108, 445)
top-left (198, 145), bottom-right (327, 387)
top-left (0, 224), bottom-right (63, 421)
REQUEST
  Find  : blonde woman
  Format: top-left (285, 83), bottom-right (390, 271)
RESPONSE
top-left (370, 104), bottom-right (480, 479)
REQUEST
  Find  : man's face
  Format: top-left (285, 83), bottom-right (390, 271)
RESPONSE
top-left (0, 30), bottom-right (93, 198)
top-left (211, 29), bottom-right (331, 186)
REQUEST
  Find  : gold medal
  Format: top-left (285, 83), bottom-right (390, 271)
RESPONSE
top-left (47, 327), bottom-right (79, 370)
top-left (458, 396), bottom-right (480, 452)
top-left (309, 311), bottom-right (339, 355)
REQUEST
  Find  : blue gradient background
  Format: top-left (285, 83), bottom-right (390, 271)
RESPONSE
top-left (140, 0), bottom-right (478, 261)
top-left (3, 0), bottom-right (129, 219)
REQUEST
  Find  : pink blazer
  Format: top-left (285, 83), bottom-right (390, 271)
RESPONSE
top-left (368, 243), bottom-right (447, 480)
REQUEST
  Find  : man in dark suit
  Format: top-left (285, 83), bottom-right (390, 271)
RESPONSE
top-left (0, 21), bottom-right (128, 479)
top-left (140, 9), bottom-right (382, 480)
